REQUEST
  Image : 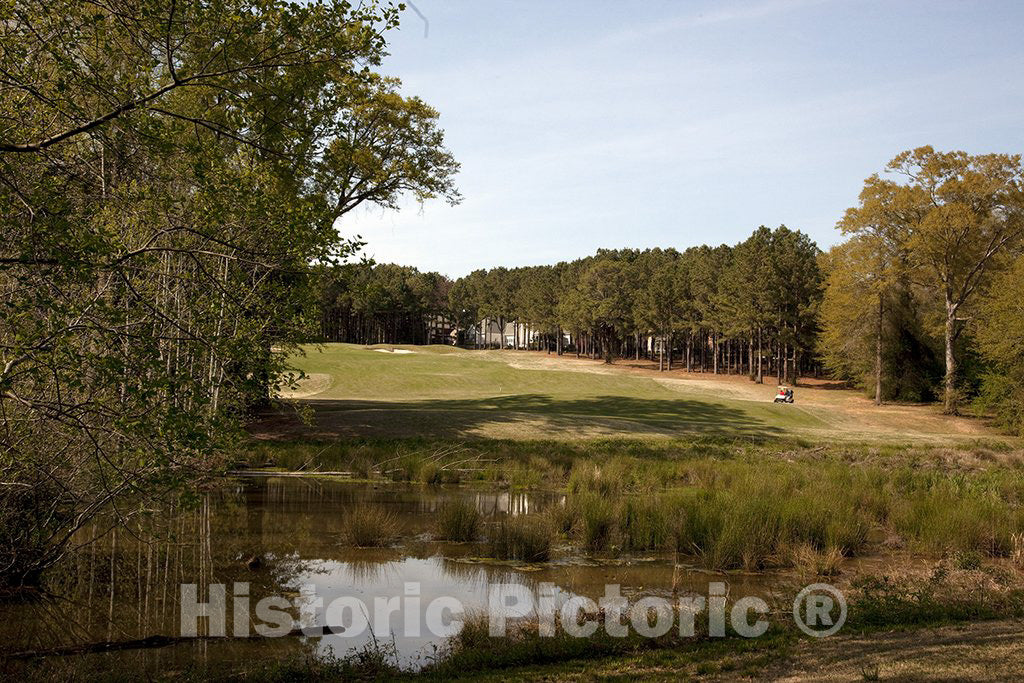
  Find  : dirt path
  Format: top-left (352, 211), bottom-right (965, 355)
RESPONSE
top-left (764, 619), bottom-right (1024, 681)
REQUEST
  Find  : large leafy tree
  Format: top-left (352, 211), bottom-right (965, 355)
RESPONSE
top-left (0, 0), bottom-right (459, 585)
top-left (841, 147), bottom-right (1024, 413)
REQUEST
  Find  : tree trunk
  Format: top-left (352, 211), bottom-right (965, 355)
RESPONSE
top-left (713, 334), bottom-right (718, 374)
top-left (756, 327), bottom-right (763, 384)
top-left (944, 298), bottom-right (958, 414)
top-left (659, 335), bottom-right (664, 371)
top-left (776, 341), bottom-right (783, 385)
top-left (748, 335), bottom-right (754, 380)
top-left (875, 294), bottom-right (883, 406)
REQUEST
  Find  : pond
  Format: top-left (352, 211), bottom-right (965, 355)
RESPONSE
top-left (0, 477), bottom-right (794, 673)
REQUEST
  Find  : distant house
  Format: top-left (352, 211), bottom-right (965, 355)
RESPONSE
top-left (502, 322), bottom-right (539, 348)
top-left (461, 319), bottom-right (573, 350)
top-left (426, 314), bottom-right (455, 345)
top-left (466, 318), bottom-right (504, 347)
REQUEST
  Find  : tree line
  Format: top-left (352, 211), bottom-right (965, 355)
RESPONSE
top-left (321, 225), bottom-right (825, 384)
top-left (321, 263), bottom-right (452, 345)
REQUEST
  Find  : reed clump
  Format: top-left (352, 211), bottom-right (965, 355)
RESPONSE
top-left (342, 505), bottom-right (399, 547)
top-left (487, 515), bottom-right (554, 561)
top-left (436, 498), bottom-right (482, 542)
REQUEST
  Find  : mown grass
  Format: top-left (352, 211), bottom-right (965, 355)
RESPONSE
top-left (276, 343), bottom-right (860, 442)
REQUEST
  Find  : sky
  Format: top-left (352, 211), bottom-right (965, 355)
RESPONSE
top-left (343, 0), bottom-right (1024, 277)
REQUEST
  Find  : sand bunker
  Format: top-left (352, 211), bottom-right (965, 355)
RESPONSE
top-left (278, 372), bottom-right (332, 399)
top-left (373, 348), bottom-right (415, 354)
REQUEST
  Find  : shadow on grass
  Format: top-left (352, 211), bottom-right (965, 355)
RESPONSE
top-left (256, 394), bottom-right (784, 440)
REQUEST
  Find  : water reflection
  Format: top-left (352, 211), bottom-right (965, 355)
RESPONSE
top-left (0, 477), bottom-right (783, 674)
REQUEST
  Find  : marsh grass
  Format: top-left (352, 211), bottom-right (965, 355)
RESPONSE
top-left (436, 498), bottom-right (482, 542)
top-left (546, 498), bottom-right (578, 536)
top-left (577, 494), bottom-right (617, 551)
top-left (258, 437), bottom-right (1024, 568)
top-left (342, 505), bottom-right (399, 547)
top-left (1013, 532), bottom-right (1024, 568)
top-left (790, 543), bottom-right (845, 577)
top-left (620, 496), bottom-right (672, 551)
top-left (487, 515), bottom-right (554, 561)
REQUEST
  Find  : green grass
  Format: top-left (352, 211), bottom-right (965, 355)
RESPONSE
top-left (247, 436), bottom-right (1024, 569)
top-left (279, 343), bottom-right (827, 441)
top-left (577, 493), bottom-right (617, 551)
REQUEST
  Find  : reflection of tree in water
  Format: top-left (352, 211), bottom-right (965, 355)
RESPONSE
top-left (0, 492), bottom-right (287, 654)
top-left (0, 477), bottom-right (571, 672)
top-left (439, 558), bottom-right (533, 590)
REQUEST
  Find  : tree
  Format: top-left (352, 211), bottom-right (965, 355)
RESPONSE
top-left (819, 238), bottom-right (889, 400)
top-left (975, 255), bottom-right (1024, 434)
top-left (0, 1), bottom-right (459, 585)
top-left (842, 147), bottom-right (1024, 413)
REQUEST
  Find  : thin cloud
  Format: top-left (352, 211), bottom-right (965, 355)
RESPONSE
top-left (604, 0), bottom-right (834, 44)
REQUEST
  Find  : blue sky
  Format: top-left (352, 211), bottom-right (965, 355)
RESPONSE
top-left (344, 0), bottom-right (1024, 277)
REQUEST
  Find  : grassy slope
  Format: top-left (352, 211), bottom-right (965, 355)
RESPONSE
top-left (277, 343), bottom-right (996, 444)
top-left (283, 344), bottom-right (823, 440)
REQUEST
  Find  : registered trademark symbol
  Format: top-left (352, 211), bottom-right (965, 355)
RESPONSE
top-left (793, 583), bottom-right (847, 637)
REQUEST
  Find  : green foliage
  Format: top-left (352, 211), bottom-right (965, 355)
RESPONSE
top-left (836, 146), bottom-right (1024, 413)
top-left (975, 255), bottom-right (1024, 434)
top-left (443, 226), bottom-right (823, 375)
top-left (0, 1), bottom-right (459, 585)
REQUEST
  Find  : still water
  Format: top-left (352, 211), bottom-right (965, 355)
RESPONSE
top-left (0, 477), bottom-right (784, 672)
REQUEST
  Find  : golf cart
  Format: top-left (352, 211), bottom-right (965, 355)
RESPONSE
top-left (774, 386), bottom-right (794, 403)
